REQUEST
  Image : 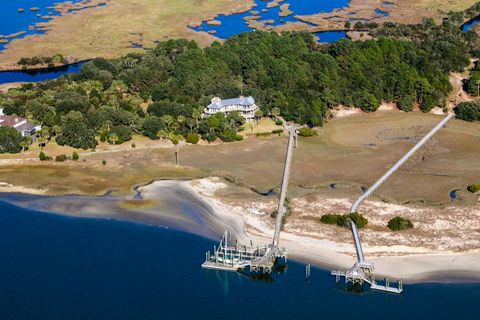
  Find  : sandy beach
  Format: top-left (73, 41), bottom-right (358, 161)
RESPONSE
top-left (186, 177), bottom-right (480, 283)
top-left (0, 176), bottom-right (479, 283)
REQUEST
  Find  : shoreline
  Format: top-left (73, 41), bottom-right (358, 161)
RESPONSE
top-left (2, 177), bottom-right (477, 284)
top-left (186, 178), bottom-right (480, 284)
top-left (0, 59), bottom-right (89, 73)
top-left (0, 0), bottom-right (257, 70)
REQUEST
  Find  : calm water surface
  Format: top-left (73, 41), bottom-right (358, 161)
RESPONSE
top-left (192, 0), bottom-right (350, 40)
top-left (0, 200), bottom-right (479, 319)
top-left (0, 62), bottom-right (86, 85)
top-left (0, 0), bottom-right (93, 50)
top-left (463, 17), bottom-right (480, 32)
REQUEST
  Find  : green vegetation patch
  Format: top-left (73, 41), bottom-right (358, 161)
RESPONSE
top-left (387, 216), bottom-right (414, 231)
top-left (320, 212), bottom-right (368, 229)
top-left (186, 133), bottom-right (200, 144)
top-left (0, 127), bottom-right (22, 154)
top-left (467, 184), bottom-right (480, 193)
top-left (256, 132), bottom-right (272, 137)
top-left (271, 198), bottom-right (292, 230)
top-left (17, 54), bottom-right (66, 67)
top-left (298, 127), bottom-right (318, 137)
top-left (2, 6), bottom-right (479, 153)
top-left (454, 101), bottom-right (480, 122)
top-left (55, 154), bottom-right (67, 162)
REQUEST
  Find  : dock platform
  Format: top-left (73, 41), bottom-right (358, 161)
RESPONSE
top-left (202, 231), bottom-right (287, 274)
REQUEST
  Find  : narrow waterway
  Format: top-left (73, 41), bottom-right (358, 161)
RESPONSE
top-left (0, 62), bottom-right (85, 85)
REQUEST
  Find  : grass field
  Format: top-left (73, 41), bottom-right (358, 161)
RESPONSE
top-left (1, 111), bottom-right (479, 206)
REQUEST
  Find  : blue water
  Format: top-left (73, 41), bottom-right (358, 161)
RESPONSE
top-left (463, 17), bottom-right (480, 32)
top-left (375, 8), bottom-right (389, 17)
top-left (192, 0), bottom-right (350, 40)
top-left (0, 62), bottom-right (86, 84)
top-left (0, 0), bottom-right (105, 51)
top-left (314, 31), bottom-right (347, 42)
top-left (0, 199), bottom-right (479, 319)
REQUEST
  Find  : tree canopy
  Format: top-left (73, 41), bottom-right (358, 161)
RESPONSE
top-left (0, 127), bottom-right (22, 153)
top-left (1, 5), bottom-right (478, 151)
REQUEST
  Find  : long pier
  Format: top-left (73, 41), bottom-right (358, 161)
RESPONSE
top-left (333, 113), bottom-right (454, 293)
top-left (202, 125), bottom-right (297, 274)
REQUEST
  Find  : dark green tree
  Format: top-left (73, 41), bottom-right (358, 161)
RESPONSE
top-left (0, 127), bottom-right (22, 153)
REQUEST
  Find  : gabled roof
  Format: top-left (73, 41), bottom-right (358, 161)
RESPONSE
top-left (15, 122), bottom-right (37, 133)
top-left (0, 115), bottom-right (27, 127)
top-left (207, 96), bottom-right (255, 110)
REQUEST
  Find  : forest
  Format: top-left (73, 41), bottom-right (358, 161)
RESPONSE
top-left (0, 4), bottom-right (479, 152)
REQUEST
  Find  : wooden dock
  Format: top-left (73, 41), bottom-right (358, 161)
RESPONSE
top-left (202, 126), bottom-right (296, 275)
top-left (202, 231), bottom-right (287, 273)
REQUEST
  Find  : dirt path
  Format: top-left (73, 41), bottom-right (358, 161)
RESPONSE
top-left (447, 58), bottom-right (478, 110)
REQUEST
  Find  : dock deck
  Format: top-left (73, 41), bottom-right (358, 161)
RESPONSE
top-left (202, 231), bottom-right (287, 274)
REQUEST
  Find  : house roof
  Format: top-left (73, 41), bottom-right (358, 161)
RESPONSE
top-left (207, 96), bottom-right (255, 110)
top-left (0, 115), bottom-right (26, 127)
top-left (15, 122), bottom-right (37, 133)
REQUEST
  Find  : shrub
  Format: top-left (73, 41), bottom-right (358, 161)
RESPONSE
top-left (72, 151), bottom-right (79, 161)
top-left (388, 216), bottom-right (414, 231)
top-left (39, 151), bottom-right (47, 161)
top-left (454, 101), bottom-right (480, 122)
top-left (467, 184), bottom-right (480, 193)
top-left (55, 154), bottom-right (67, 162)
top-left (357, 91), bottom-right (380, 112)
top-left (218, 128), bottom-right (239, 142)
top-left (256, 132), bottom-right (272, 137)
top-left (320, 214), bottom-right (338, 225)
top-left (0, 126), bottom-right (22, 154)
top-left (275, 119), bottom-right (284, 126)
top-left (336, 214), bottom-right (350, 228)
top-left (298, 127), bottom-right (317, 137)
top-left (320, 212), bottom-right (368, 229)
top-left (131, 143), bottom-right (136, 148)
top-left (270, 198), bottom-right (291, 230)
top-left (186, 133), bottom-right (200, 144)
top-left (272, 129), bottom-right (283, 135)
top-left (169, 133), bottom-right (182, 145)
top-left (142, 116), bottom-right (165, 139)
top-left (397, 95), bottom-right (414, 112)
top-left (102, 160), bottom-right (107, 166)
top-left (349, 212), bottom-right (368, 229)
top-left (466, 71), bottom-right (480, 96)
top-left (108, 125), bottom-right (132, 144)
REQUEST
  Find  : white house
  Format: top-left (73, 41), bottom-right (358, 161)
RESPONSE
top-left (204, 96), bottom-right (259, 121)
top-left (0, 108), bottom-right (41, 138)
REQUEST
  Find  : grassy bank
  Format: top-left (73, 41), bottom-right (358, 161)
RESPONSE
top-left (1, 112), bottom-right (479, 205)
